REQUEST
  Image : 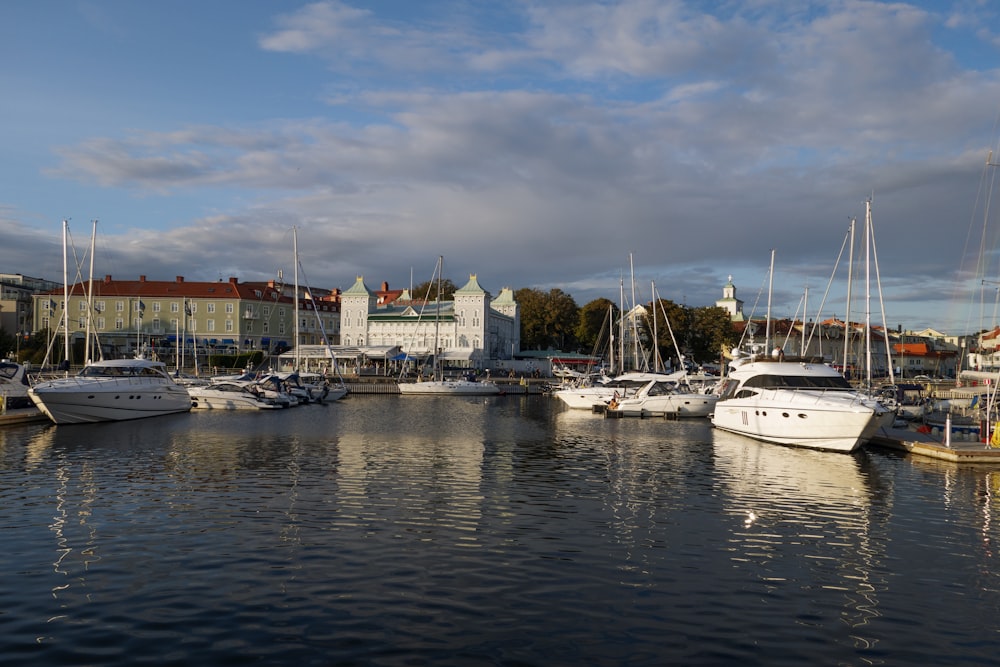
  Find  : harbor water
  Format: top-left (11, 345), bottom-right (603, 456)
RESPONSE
top-left (2, 395), bottom-right (999, 666)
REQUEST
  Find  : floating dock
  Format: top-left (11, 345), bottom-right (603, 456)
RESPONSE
top-left (868, 426), bottom-right (1000, 463)
top-left (0, 407), bottom-right (49, 426)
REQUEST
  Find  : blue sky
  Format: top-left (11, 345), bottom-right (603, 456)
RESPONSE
top-left (3, 0), bottom-right (1000, 334)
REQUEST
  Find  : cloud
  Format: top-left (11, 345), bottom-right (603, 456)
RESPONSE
top-left (8, 0), bottom-right (1000, 333)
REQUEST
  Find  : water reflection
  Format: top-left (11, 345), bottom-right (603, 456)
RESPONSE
top-left (712, 429), bottom-right (884, 644)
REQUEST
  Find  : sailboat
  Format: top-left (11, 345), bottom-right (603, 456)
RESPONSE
top-left (398, 256), bottom-right (501, 395)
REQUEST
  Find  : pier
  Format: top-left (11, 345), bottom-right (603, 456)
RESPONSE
top-left (868, 425), bottom-right (1000, 463)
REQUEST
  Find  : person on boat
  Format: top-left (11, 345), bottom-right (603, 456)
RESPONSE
top-left (608, 391), bottom-right (620, 411)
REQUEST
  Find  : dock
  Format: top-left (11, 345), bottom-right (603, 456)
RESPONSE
top-left (868, 426), bottom-right (1000, 463)
top-left (0, 407), bottom-right (49, 426)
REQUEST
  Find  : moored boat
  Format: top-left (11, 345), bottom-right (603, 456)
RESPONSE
top-left (187, 380), bottom-right (285, 410)
top-left (28, 357), bottom-right (192, 424)
top-left (612, 372), bottom-right (720, 418)
top-left (711, 350), bottom-right (888, 453)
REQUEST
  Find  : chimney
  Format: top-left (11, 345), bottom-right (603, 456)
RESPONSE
top-left (382, 281), bottom-right (389, 292)
top-left (139, 275), bottom-right (147, 282)
top-left (229, 277), bottom-right (238, 284)
top-left (176, 276), bottom-right (184, 283)
top-left (104, 275), bottom-right (112, 284)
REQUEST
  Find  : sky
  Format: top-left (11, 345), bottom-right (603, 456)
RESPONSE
top-left (3, 0), bottom-right (1000, 335)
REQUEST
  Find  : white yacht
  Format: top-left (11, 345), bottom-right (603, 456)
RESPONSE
top-left (398, 375), bottom-right (501, 395)
top-left (552, 371), bottom-right (671, 410)
top-left (28, 357), bottom-right (192, 424)
top-left (187, 380), bottom-right (285, 410)
top-left (710, 350), bottom-right (888, 453)
top-left (612, 372), bottom-right (719, 418)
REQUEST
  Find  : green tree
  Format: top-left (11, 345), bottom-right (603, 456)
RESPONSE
top-left (576, 298), bottom-right (618, 355)
top-left (410, 277), bottom-right (458, 303)
top-left (516, 288), bottom-right (580, 350)
top-left (688, 306), bottom-right (737, 365)
top-left (647, 298), bottom-right (690, 369)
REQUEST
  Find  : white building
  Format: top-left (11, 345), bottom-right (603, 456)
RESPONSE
top-left (715, 275), bottom-right (745, 321)
top-left (339, 274), bottom-right (520, 368)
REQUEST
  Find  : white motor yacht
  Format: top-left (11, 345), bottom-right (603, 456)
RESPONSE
top-left (28, 357), bottom-right (192, 424)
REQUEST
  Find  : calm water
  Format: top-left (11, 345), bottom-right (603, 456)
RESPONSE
top-left (1, 395), bottom-right (1000, 666)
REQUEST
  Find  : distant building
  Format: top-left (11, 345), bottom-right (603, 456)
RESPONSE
top-left (31, 274), bottom-right (337, 365)
top-left (716, 275), bottom-right (745, 321)
top-left (339, 274), bottom-right (520, 368)
top-left (0, 273), bottom-right (60, 340)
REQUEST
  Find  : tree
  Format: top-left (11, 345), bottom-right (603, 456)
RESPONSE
top-left (688, 306), bottom-right (737, 365)
top-left (647, 298), bottom-right (690, 369)
top-left (576, 298), bottom-right (618, 355)
top-left (515, 288), bottom-right (580, 350)
top-left (410, 277), bottom-right (458, 303)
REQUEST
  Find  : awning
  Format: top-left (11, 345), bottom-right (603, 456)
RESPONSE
top-left (359, 346), bottom-right (402, 359)
top-left (439, 349), bottom-right (479, 361)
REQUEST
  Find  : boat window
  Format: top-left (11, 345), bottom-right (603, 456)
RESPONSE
top-left (743, 374), bottom-right (852, 390)
top-left (718, 379), bottom-right (740, 399)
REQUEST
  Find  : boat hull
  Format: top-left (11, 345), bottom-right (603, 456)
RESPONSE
top-left (617, 393), bottom-right (719, 418)
top-left (398, 380), bottom-right (501, 395)
top-left (28, 382), bottom-right (192, 424)
top-left (187, 388), bottom-right (283, 410)
top-left (711, 390), bottom-right (879, 453)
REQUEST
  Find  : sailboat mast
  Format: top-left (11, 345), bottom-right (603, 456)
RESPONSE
top-left (434, 256), bottom-right (443, 381)
top-left (765, 249), bottom-right (774, 354)
top-left (86, 219), bottom-right (97, 364)
top-left (618, 275), bottom-right (626, 372)
top-left (629, 254), bottom-right (640, 370)
top-left (651, 280), bottom-right (660, 372)
top-left (608, 304), bottom-right (615, 376)
top-left (62, 219), bottom-right (70, 370)
top-left (801, 286), bottom-right (808, 357)
top-left (844, 217), bottom-right (855, 378)
top-left (293, 226), bottom-right (300, 372)
top-left (865, 200), bottom-right (873, 387)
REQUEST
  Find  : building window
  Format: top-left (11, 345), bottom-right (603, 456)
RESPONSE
top-left (207, 319), bottom-right (215, 332)
top-left (116, 301), bottom-right (124, 312)
top-left (153, 302), bottom-right (161, 313)
top-left (225, 320), bottom-right (233, 332)
top-left (171, 302), bottom-right (179, 313)
top-left (207, 303), bottom-right (215, 313)
top-left (226, 303), bottom-right (234, 314)
top-left (79, 300), bottom-right (87, 311)
top-left (115, 318), bottom-right (124, 330)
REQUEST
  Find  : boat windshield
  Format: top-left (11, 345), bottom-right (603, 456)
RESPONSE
top-left (743, 374), bottom-right (853, 390)
top-left (80, 365), bottom-right (165, 378)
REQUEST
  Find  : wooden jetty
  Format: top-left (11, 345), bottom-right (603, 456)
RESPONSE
top-left (0, 407), bottom-right (48, 426)
top-left (868, 426), bottom-right (1000, 463)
